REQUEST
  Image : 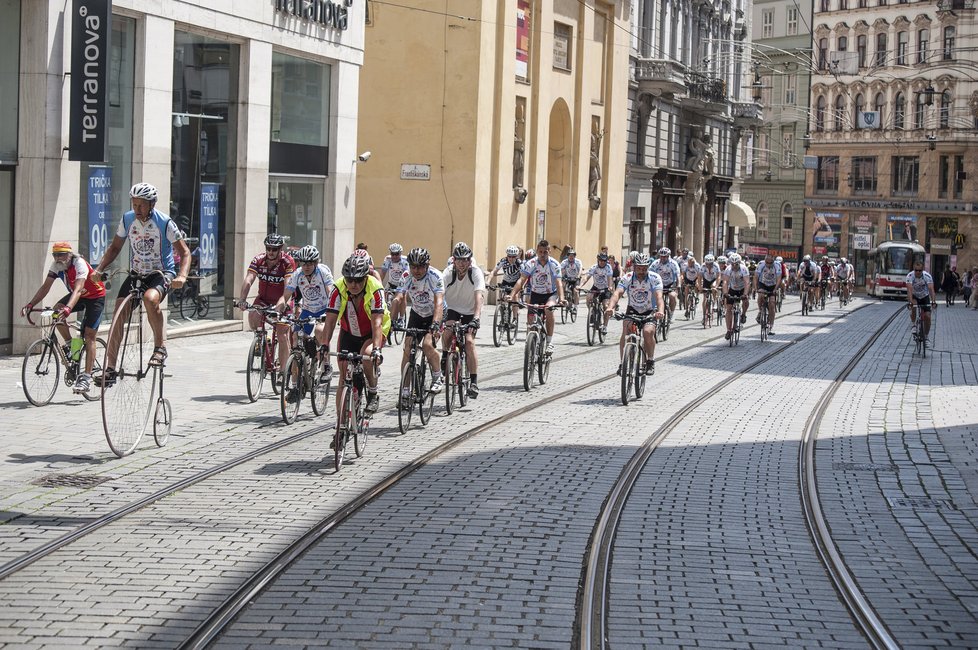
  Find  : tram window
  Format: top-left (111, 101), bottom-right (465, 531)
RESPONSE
top-left (882, 248), bottom-right (915, 274)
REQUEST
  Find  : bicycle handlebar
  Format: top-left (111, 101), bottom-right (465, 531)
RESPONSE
top-left (509, 301), bottom-right (560, 311)
top-left (612, 311), bottom-right (662, 323)
top-left (392, 326), bottom-right (434, 338)
top-left (329, 350), bottom-right (375, 363)
top-left (25, 307), bottom-right (60, 327)
top-left (240, 303), bottom-right (282, 319)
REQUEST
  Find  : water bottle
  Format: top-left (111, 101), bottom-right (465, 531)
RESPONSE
top-left (69, 337), bottom-right (84, 362)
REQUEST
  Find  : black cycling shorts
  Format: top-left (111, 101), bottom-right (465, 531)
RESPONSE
top-left (589, 288), bottom-right (612, 301)
top-left (529, 291), bottom-right (557, 306)
top-left (725, 289), bottom-right (745, 305)
top-left (407, 310), bottom-right (434, 332)
top-left (913, 296), bottom-right (932, 313)
top-left (339, 330), bottom-right (374, 355)
top-left (118, 272), bottom-right (171, 300)
top-left (57, 294), bottom-right (105, 332)
top-left (445, 310), bottom-right (477, 326)
top-left (758, 283), bottom-right (777, 295)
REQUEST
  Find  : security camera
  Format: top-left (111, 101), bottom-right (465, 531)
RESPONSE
top-left (357, 151), bottom-right (371, 162)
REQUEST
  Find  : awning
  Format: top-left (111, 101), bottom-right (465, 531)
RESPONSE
top-left (727, 200), bottom-right (756, 229)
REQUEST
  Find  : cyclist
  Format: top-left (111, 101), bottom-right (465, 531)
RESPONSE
top-left (580, 252), bottom-right (616, 334)
top-left (836, 257), bottom-right (855, 303)
top-left (442, 242), bottom-right (486, 398)
top-left (92, 182), bottom-right (191, 382)
top-left (606, 252), bottom-right (663, 376)
top-left (237, 233), bottom-right (296, 368)
top-left (322, 254), bottom-right (390, 418)
top-left (560, 248), bottom-right (583, 308)
top-left (776, 256), bottom-right (788, 302)
top-left (21, 241), bottom-right (106, 394)
top-left (819, 256), bottom-right (835, 303)
top-left (721, 253), bottom-right (751, 339)
top-left (650, 247), bottom-right (681, 322)
top-left (352, 246), bottom-right (383, 282)
top-left (393, 247), bottom-right (445, 405)
top-left (508, 239), bottom-right (565, 356)
top-left (489, 245), bottom-right (524, 322)
top-left (753, 252), bottom-right (782, 335)
top-left (906, 258), bottom-right (936, 338)
top-left (680, 256), bottom-right (700, 316)
top-left (699, 254), bottom-right (721, 310)
top-left (717, 255), bottom-right (728, 276)
top-left (797, 254), bottom-right (820, 305)
top-left (276, 245), bottom-right (334, 404)
top-left (381, 243), bottom-right (408, 327)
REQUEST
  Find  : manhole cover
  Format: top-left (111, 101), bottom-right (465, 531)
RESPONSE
top-left (31, 473), bottom-right (112, 489)
top-left (886, 496), bottom-right (957, 510)
top-left (833, 462), bottom-right (898, 472)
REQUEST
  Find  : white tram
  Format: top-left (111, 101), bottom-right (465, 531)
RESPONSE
top-left (866, 240), bottom-right (926, 298)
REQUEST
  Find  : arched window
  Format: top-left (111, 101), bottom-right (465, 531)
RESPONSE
top-left (874, 92), bottom-right (886, 125)
top-left (876, 32), bottom-right (887, 67)
top-left (914, 92), bottom-right (926, 129)
top-left (781, 203), bottom-right (794, 244)
top-left (857, 35), bottom-right (868, 67)
top-left (854, 93), bottom-right (865, 126)
top-left (819, 38), bottom-right (829, 70)
top-left (897, 31), bottom-right (909, 65)
top-left (838, 36), bottom-right (848, 52)
top-left (895, 92), bottom-right (906, 129)
top-left (939, 91), bottom-right (951, 129)
top-left (834, 95), bottom-right (846, 131)
top-left (816, 96), bottom-right (827, 132)
top-left (917, 29), bottom-right (928, 64)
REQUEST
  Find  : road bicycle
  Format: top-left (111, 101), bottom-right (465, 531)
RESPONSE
top-left (682, 283), bottom-right (698, 320)
top-left (819, 281), bottom-right (828, 310)
top-left (395, 326), bottom-right (437, 434)
top-left (656, 291), bottom-right (675, 342)
top-left (776, 285), bottom-right (784, 312)
top-left (909, 303), bottom-right (931, 358)
top-left (725, 294), bottom-right (743, 347)
top-left (839, 280), bottom-right (852, 308)
top-left (279, 314), bottom-right (331, 425)
top-left (757, 290), bottom-right (775, 342)
top-left (442, 320), bottom-right (477, 414)
top-left (22, 309), bottom-right (106, 406)
top-left (585, 291), bottom-right (608, 346)
top-left (100, 271), bottom-right (172, 457)
top-left (560, 281), bottom-right (580, 324)
top-left (242, 304), bottom-right (284, 402)
top-left (800, 282), bottom-right (813, 316)
top-left (332, 350), bottom-right (371, 472)
top-left (613, 311), bottom-right (659, 406)
top-left (515, 302), bottom-right (558, 392)
top-left (175, 274), bottom-right (211, 320)
top-left (384, 288), bottom-right (406, 346)
top-left (488, 285), bottom-right (518, 347)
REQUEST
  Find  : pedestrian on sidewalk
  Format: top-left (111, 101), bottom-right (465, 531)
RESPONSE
top-left (964, 267), bottom-right (974, 308)
top-left (941, 266), bottom-right (959, 306)
top-left (969, 266), bottom-right (978, 310)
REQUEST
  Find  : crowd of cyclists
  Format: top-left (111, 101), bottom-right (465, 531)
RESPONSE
top-left (18, 181), bottom-right (939, 422)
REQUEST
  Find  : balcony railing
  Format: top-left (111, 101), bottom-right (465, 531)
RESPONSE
top-left (685, 71), bottom-right (727, 106)
top-left (632, 58), bottom-right (687, 96)
top-left (937, 0), bottom-right (974, 9)
top-left (731, 101), bottom-right (764, 126)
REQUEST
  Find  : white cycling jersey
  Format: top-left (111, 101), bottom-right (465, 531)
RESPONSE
top-left (522, 257), bottom-right (561, 294)
top-left (682, 263), bottom-right (700, 282)
top-left (560, 258), bottom-right (583, 281)
top-left (700, 262), bottom-right (721, 283)
top-left (651, 258), bottom-right (681, 286)
top-left (587, 263), bottom-right (615, 291)
top-left (618, 271), bottom-right (663, 313)
top-left (382, 255), bottom-right (408, 287)
top-left (397, 268), bottom-right (444, 317)
top-left (836, 263), bottom-right (854, 280)
top-left (755, 260), bottom-right (782, 288)
top-left (906, 271), bottom-right (934, 299)
top-left (723, 266), bottom-right (750, 291)
top-left (285, 264), bottom-right (335, 313)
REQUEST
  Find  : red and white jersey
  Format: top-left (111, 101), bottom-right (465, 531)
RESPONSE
top-left (48, 255), bottom-right (106, 299)
top-left (248, 252), bottom-right (296, 305)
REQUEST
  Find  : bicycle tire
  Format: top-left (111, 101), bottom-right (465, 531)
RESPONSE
top-left (418, 361), bottom-right (434, 425)
top-left (22, 338), bottom-right (60, 406)
top-left (310, 355), bottom-right (331, 417)
top-left (458, 353), bottom-right (469, 407)
top-left (523, 332), bottom-right (537, 391)
top-left (569, 302), bottom-right (578, 323)
top-left (280, 354), bottom-right (302, 424)
top-left (635, 344), bottom-right (647, 399)
top-left (506, 305), bottom-right (516, 345)
top-left (660, 312), bottom-right (669, 341)
top-left (444, 352), bottom-right (456, 414)
top-left (179, 292), bottom-right (195, 320)
top-left (538, 338), bottom-right (550, 385)
top-left (102, 303), bottom-right (155, 457)
top-left (586, 306), bottom-right (596, 346)
top-left (492, 306), bottom-right (504, 347)
top-left (335, 388), bottom-right (353, 471)
top-left (560, 304), bottom-right (568, 325)
top-left (353, 388), bottom-right (367, 457)
top-left (197, 295), bottom-right (211, 319)
top-left (245, 335), bottom-right (266, 402)
top-left (392, 324), bottom-right (405, 346)
top-left (620, 342), bottom-right (635, 405)
top-left (398, 362), bottom-right (415, 434)
top-left (153, 397), bottom-right (172, 447)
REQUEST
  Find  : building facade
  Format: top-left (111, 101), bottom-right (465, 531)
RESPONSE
top-left (354, 0), bottom-right (629, 267)
top-left (738, 0), bottom-right (814, 266)
top-left (624, 0), bottom-right (761, 261)
top-left (4, 0), bottom-right (365, 353)
top-left (806, 0), bottom-right (977, 284)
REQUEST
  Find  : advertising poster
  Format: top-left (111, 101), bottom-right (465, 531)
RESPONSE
top-left (812, 212), bottom-right (842, 257)
top-left (516, 0), bottom-right (531, 80)
top-left (87, 166), bottom-right (112, 264)
top-left (886, 214), bottom-right (918, 242)
top-left (199, 183), bottom-right (220, 273)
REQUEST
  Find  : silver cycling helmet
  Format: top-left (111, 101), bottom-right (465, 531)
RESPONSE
top-left (453, 242), bottom-right (473, 259)
top-left (129, 182), bottom-right (158, 203)
top-left (293, 245), bottom-right (320, 263)
top-left (633, 252), bottom-right (651, 266)
top-left (389, 243), bottom-right (403, 254)
top-left (658, 247), bottom-right (671, 257)
top-left (407, 247), bottom-right (430, 266)
top-left (505, 245), bottom-right (520, 257)
top-left (728, 253), bottom-right (742, 264)
top-left (704, 254), bottom-right (715, 263)
top-left (342, 254), bottom-right (371, 279)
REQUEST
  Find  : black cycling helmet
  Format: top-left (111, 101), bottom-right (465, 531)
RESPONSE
top-left (453, 242), bottom-right (473, 259)
top-left (342, 254), bottom-right (371, 280)
top-left (597, 252), bottom-right (609, 261)
top-left (407, 247), bottom-right (430, 266)
top-left (264, 233), bottom-right (285, 248)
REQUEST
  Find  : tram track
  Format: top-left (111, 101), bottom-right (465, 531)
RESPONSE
top-left (176, 302), bottom-right (851, 649)
top-left (0, 302), bottom-right (802, 584)
top-left (575, 303), bottom-right (902, 650)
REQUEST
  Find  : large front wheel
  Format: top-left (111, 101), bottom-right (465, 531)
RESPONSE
top-left (22, 339), bottom-right (60, 407)
top-left (523, 332), bottom-right (537, 391)
top-left (310, 355), bottom-right (331, 417)
top-left (280, 354), bottom-right (303, 424)
top-left (102, 306), bottom-right (155, 457)
top-left (245, 334), bottom-right (266, 402)
top-left (335, 388), bottom-right (354, 471)
top-left (538, 339), bottom-right (551, 385)
top-left (586, 307), bottom-right (597, 346)
top-left (417, 362), bottom-right (434, 425)
top-left (492, 306), bottom-right (504, 347)
top-left (634, 345), bottom-right (647, 399)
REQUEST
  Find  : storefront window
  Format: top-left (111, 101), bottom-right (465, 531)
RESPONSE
top-left (0, 170), bottom-right (12, 343)
top-left (78, 15), bottom-right (135, 321)
top-left (0, 0), bottom-right (19, 343)
top-left (171, 32), bottom-right (239, 320)
top-left (268, 178), bottom-right (326, 253)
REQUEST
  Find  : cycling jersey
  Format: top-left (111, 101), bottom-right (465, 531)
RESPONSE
top-left (381, 255), bottom-right (408, 287)
top-left (699, 262), bottom-right (720, 283)
top-left (836, 263), bottom-right (854, 280)
top-left (723, 266), bottom-right (750, 291)
top-left (442, 263), bottom-right (486, 316)
top-left (651, 258), bottom-right (681, 286)
top-left (682, 264), bottom-right (700, 282)
top-left (618, 271), bottom-right (663, 313)
top-left (587, 263), bottom-right (615, 290)
top-left (560, 258), bottom-right (583, 281)
top-left (396, 268), bottom-right (444, 318)
top-left (906, 271), bottom-right (934, 299)
top-left (285, 264), bottom-right (334, 313)
top-left (326, 275), bottom-right (390, 337)
top-left (116, 209), bottom-right (182, 276)
top-left (248, 252), bottom-right (296, 305)
top-left (799, 261), bottom-right (818, 281)
top-left (493, 257), bottom-right (523, 284)
top-left (522, 257), bottom-right (561, 294)
top-left (755, 260), bottom-right (782, 288)
top-left (48, 254), bottom-right (106, 299)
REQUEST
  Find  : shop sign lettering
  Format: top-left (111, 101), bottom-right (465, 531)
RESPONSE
top-left (69, 0), bottom-right (111, 162)
top-left (274, 0), bottom-right (353, 30)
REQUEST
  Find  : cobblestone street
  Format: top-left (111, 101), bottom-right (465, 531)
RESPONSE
top-left (1, 297), bottom-right (976, 648)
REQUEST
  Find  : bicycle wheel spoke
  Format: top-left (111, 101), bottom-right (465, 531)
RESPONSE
top-left (22, 339), bottom-right (60, 407)
top-left (102, 307), bottom-right (154, 457)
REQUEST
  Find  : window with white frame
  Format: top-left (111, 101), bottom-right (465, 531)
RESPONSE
top-left (787, 8), bottom-right (798, 35)
top-left (762, 9), bottom-right (774, 38)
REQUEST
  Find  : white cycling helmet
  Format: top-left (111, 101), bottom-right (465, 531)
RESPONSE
top-left (129, 182), bottom-right (158, 203)
top-left (717, 255), bottom-right (728, 264)
top-left (389, 243), bottom-right (403, 254)
top-left (803, 254), bottom-right (812, 262)
top-left (728, 253), bottom-right (742, 264)
top-left (658, 247), bottom-right (671, 257)
top-left (775, 256), bottom-right (783, 263)
top-left (505, 245), bottom-right (520, 257)
top-left (704, 254), bottom-right (715, 263)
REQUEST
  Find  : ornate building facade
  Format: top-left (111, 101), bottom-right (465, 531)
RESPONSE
top-left (624, 0), bottom-right (762, 260)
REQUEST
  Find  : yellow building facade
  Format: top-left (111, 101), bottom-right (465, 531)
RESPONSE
top-left (355, 0), bottom-right (629, 266)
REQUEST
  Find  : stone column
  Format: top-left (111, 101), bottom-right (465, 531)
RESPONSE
top-left (693, 197), bottom-right (705, 259)
top-left (133, 16), bottom-right (173, 208)
top-left (327, 60), bottom-right (361, 268)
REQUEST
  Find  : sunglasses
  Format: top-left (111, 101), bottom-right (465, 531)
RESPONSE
top-left (346, 277), bottom-right (366, 283)
top-left (266, 247), bottom-right (282, 252)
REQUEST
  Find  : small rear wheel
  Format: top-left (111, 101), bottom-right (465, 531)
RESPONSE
top-left (81, 338), bottom-right (107, 402)
top-left (153, 397), bottom-right (172, 447)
